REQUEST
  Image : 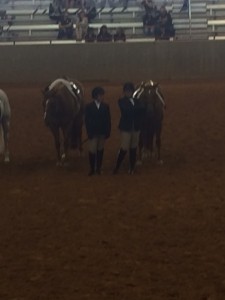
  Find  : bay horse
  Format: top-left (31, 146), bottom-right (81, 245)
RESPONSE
top-left (133, 80), bottom-right (166, 164)
top-left (0, 89), bottom-right (11, 163)
top-left (42, 78), bottom-right (84, 165)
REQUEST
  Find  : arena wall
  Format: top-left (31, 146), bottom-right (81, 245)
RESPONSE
top-left (1, 40), bottom-right (225, 83)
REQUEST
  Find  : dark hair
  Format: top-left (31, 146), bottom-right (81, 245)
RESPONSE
top-left (123, 82), bottom-right (135, 93)
top-left (92, 86), bottom-right (105, 99)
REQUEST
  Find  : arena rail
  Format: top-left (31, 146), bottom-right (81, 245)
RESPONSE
top-left (0, 36), bottom-right (173, 45)
top-left (1, 21), bottom-right (144, 37)
top-left (208, 19), bottom-right (225, 38)
top-left (207, 4), bottom-right (225, 16)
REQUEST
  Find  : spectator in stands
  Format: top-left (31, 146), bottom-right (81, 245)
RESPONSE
top-left (97, 25), bottom-right (112, 42)
top-left (180, 0), bottom-right (189, 12)
top-left (155, 6), bottom-right (175, 40)
top-left (49, 0), bottom-right (63, 23)
top-left (84, 0), bottom-right (97, 22)
top-left (75, 10), bottom-right (88, 40)
top-left (85, 27), bottom-right (96, 42)
top-left (143, 5), bottom-right (159, 37)
top-left (57, 12), bottom-right (74, 39)
top-left (142, 0), bottom-right (154, 13)
top-left (113, 27), bottom-right (126, 42)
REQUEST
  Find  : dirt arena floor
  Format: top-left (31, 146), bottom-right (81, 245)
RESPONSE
top-left (1, 80), bottom-right (225, 300)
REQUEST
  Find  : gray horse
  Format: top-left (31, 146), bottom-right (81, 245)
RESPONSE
top-left (42, 78), bottom-right (84, 165)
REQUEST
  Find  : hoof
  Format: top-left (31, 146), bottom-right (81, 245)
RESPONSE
top-left (4, 156), bottom-right (10, 163)
top-left (61, 153), bottom-right (66, 160)
top-left (157, 160), bottom-right (163, 165)
top-left (56, 161), bottom-right (63, 167)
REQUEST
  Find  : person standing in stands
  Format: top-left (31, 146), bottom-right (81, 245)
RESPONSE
top-left (57, 12), bottom-right (74, 39)
top-left (75, 10), bottom-right (88, 41)
top-left (85, 87), bottom-right (111, 176)
top-left (113, 82), bottom-right (144, 175)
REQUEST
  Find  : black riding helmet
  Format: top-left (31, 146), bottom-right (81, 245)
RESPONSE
top-left (123, 82), bottom-right (135, 93)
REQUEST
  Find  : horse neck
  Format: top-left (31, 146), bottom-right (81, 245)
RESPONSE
top-left (0, 99), bottom-right (4, 121)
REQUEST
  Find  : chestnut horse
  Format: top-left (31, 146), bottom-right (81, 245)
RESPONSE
top-left (0, 89), bottom-right (11, 163)
top-left (42, 78), bottom-right (84, 165)
top-left (133, 80), bottom-right (165, 163)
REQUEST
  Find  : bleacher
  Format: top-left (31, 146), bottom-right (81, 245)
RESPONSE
top-left (1, 0), bottom-right (225, 43)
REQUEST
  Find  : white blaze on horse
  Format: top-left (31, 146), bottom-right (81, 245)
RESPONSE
top-left (0, 89), bottom-right (11, 163)
top-left (133, 80), bottom-right (166, 164)
top-left (42, 78), bottom-right (84, 165)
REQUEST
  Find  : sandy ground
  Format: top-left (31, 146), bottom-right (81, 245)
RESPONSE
top-left (1, 81), bottom-right (225, 300)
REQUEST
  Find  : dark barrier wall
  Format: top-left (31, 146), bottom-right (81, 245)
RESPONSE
top-left (1, 40), bottom-right (225, 83)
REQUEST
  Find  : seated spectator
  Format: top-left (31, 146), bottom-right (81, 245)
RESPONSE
top-left (49, 0), bottom-right (63, 23)
top-left (85, 27), bottom-right (96, 42)
top-left (155, 6), bottom-right (175, 40)
top-left (97, 25), bottom-right (112, 42)
top-left (113, 27), bottom-right (126, 42)
top-left (75, 10), bottom-right (88, 40)
top-left (143, 5), bottom-right (159, 37)
top-left (57, 12), bottom-right (74, 39)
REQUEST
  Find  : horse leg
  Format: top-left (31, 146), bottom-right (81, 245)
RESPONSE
top-left (155, 125), bottom-right (163, 164)
top-left (77, 117), bottom-right (84, 156)
top-left (146, 126), bottom-right (154, 160)
top-left (137, 132), bottom-right (143, 164)
top-left (51, 127), bottom-right (61, 165)
top-left (62, 126), bottom-right (71, 164)
top-left (70, 116), bottom-right (83, 156)
top-left (2, 119), bottom-right (10, 163)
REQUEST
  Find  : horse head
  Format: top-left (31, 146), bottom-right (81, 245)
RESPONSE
top-left (134, 80), bottom-right (165, 112)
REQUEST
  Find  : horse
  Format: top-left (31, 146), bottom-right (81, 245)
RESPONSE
top-left (133, 80), bottom-right (166, 164)
top-left (42, 78), bottom-right (84, 165)
top-left (0, 89), bottom-right (11, 163)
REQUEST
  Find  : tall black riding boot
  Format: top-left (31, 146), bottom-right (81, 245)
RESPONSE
top-left (113, 149), bottom-right (127, 174)
top-left (96, 149), bottom-right (104, 175)
top-left (129, 148), bottom-right (137, 174)
top-left (88, 152), bottom-right (96, 176)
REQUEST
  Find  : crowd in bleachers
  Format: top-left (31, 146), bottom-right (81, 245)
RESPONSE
top-left (0, 0), bottom-right (176, 41)
top-left (142, 0), bottom-right (175, 40)
top-left (47, 0), bottom-right (175, 41)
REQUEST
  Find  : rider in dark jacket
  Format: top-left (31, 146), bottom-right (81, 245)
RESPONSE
top-left (113, 82), bottom-right (144, 174)
top-left (85, 86), bottom-right (111, 175)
